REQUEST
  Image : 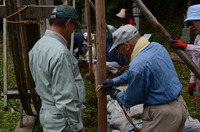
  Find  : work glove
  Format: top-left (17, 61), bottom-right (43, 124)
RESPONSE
top-left (169, 36), bottom-right (188, 51)
top-left (101, 79), bottom-right (115, 91)
top-left (188, 83), bottom-right (196, 96)
top-left (107, 88), bottom-right (121, 100)
top-left (77, 128), bottom-right (85, 132)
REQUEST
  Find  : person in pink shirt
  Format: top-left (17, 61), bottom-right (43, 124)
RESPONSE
top-left (169, 4), bottom-right (200, 118)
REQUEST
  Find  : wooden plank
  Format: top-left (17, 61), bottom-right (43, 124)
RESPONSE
top-left (1, 90), bottom-right (20, 100)
top-left (23, 0), bottom-right (37, 5)
top-left (0, 5), bottom-right (55, 18)
top-left (25, 6), bottom-right (54, 18)
top-left (1, 90), bottom-right (37, 99)
top-left (14, 115), bottom-right (36, 132)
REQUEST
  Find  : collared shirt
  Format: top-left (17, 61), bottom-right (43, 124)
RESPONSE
top-left (29, 30), bottom-right (85, 124)
top-left (113, 42), bottom-right (182, 107)
top-left (186, 34), bottom-right (200, 83)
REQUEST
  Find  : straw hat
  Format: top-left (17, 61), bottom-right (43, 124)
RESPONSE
top-left (116, 9), bottom-right (126, 18)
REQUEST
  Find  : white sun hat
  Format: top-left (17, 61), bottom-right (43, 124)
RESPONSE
top-left (184, 4), bottom-right (200, 23)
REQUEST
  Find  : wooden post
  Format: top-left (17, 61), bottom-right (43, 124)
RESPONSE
top-left (133, 0), bottom-right (200, 80)
top-left (69, 0), bottom-right (75, 54)
top-left (38, 0), bottom-right (53, 36)
top-left (16, 0), bottom-right (34, 115)
top-left (3, 0), bottom-right (8, 110)
top-left (85, 0), bottom-right (93, 75)
top-left (95, 0), bottom-right (107, 131)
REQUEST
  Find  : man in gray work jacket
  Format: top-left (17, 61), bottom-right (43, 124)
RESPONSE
top-left (29, 5), bottom-right (85, 132)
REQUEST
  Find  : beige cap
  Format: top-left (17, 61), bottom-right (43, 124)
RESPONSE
top-left (116, 9), bottom-right (126, 18)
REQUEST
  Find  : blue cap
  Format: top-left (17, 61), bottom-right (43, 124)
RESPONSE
top-left (184, 4), bottom-right (200, 23)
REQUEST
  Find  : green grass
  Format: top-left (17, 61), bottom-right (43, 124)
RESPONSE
top-left (82, 73), bottom-right (98, 131)
top-left (0, 98), bottom-right (19, 132)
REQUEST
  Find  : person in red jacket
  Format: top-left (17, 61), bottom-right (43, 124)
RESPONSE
top-left (116, 9), bottom-right (136, 26)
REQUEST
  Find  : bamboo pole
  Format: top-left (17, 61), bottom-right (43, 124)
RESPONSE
top-left (3, 0), bottom-right (8, 110)
top-left (133, 0), bottom-right (200, 80)
top-left (85, 0), bottom-right (93, 75)
top-left (95, 0), bottom-right (107, 131)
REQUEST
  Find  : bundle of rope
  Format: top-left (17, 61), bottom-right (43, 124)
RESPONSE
top-left (6, 4), bottom-right (43, 25)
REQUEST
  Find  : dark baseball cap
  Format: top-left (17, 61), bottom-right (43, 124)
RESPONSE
top-left (50, 5), bottom-right (82, 28)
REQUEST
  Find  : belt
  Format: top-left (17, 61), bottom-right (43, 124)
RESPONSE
top-left (144, 94), bottom-right (181, 107)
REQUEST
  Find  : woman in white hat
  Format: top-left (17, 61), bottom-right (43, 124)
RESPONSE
top-left (169, 4), bottom-right (200, 118)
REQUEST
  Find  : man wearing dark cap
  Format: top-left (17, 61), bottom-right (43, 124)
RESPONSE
top-left (101, 24), bottom-right (187, 131)
top-left (29, 5), bottom-right (85, 132)
top-left (169, 4), bottom-right (200, 119)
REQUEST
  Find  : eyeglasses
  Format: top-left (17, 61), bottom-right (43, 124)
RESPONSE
top-left (186, 21), bottom-right (196, 27)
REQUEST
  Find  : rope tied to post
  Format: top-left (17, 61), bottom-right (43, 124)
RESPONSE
top-left (6, 4), bottom-right (43, 25)
top-left (95, 85), bottom-right (141, 132)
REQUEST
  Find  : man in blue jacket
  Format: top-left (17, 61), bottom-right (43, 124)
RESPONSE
top-left (102, 25), bottom-right (187, 132)
top-left (29, 5), bottom-right (85, 132)
top-left (106, 25), bottom-right (127, 74)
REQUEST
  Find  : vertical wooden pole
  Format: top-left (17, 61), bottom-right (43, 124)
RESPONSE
top-left (38, 0), bottom-right (53, 36)
top-left (95, 0), bottom-right (107, 131)
top-left (23, 0), bottom-right (41, 114)
top-left (45, 0), bottom-right (53, 30)
top-left (17, 0), bottom-right (34, 115)
top-left (69, 0), bottom-right (75, 54)
top-left (38, 0), bottom-right (46, 36)
top-left (85, 0), bottom-right (93, 75)
top-left (3, 0), bottom-right (8, 110)
top-left (6, 0), bottom-right (32, 115)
